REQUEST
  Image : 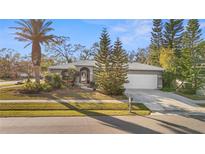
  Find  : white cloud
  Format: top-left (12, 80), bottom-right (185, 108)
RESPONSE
top-left (111, 26), bottom-right (127, 32)
top-left (200, 21), bottom-right (205, 28)
top-left (109, 20), bottom-right (152, 47)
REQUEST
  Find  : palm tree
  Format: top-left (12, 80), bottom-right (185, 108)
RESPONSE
top-left (11, 19), bottom-right (54, 84)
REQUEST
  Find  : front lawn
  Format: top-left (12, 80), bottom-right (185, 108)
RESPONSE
top-left (0, 83), bottom-right (15, 88)
top-left (0, 102), bottom-right (151, 117)
top-left (0, 83), bottom-right (23, 88)
top-left (175, 92), bottom-right (205, 100)
top-left (0, 86), bottom-right (127, 100)
top-left (0, 102), bottom-right (146, 110)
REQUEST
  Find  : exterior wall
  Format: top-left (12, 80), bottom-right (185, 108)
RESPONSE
top-left (49, 66), bottom-right (163, 89)
top-left (49, 66), bottom-right (94, 85)
top-left (49, 69), bottom-right (63, 75)
top-left (157, 74), bottom-right (163, 89)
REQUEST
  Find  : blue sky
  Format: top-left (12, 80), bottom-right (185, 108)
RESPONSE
top-left (1, 19), bottom-right (205, 56)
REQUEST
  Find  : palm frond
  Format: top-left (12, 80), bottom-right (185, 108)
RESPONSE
top-left (24, 42), bottom-right (32, 48)
top-left (12, 19), bottom-right (54, 45)
top-left (14, 36), bottom-right (30, 42)
top-left (15, 32), bottom-right (33, 40)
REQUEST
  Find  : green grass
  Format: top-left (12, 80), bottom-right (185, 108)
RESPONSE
top-left (197, 104), bottom-right (205, 107)
top-left (0, 102), bottom-right (147, 110)
top-left (0, 110), bottom-right (150, 117)
top-left (0, 86), bottom-right (127, 100)
top-left (0, 84), bottom-right (23, 88)
top-left (0, 102), bottom-right (151, 117)
top-left (160, 87), bottom-right (175, 92)
top-left (176, 92), bottom-right (205, 100)
top-left (0, 84), bottom-right (13, 87)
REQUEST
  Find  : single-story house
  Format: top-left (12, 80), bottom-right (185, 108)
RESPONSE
top-left (48, 60), bottom-right (164, 89)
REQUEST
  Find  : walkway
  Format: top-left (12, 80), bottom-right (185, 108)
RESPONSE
top-left (0, 99), bottom-right (128, 103)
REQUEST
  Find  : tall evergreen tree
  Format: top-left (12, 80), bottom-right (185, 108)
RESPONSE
top-left (149, 19), bottom-right (163, 66)
top-left (151, 19), bottom-right (163, 49)
top-left (163, 19), bottom-right (184, 57)
top-left (110, 38), bottom-right (128, 95)
top-left (94, 28), bottom-right (112, 94)
top-left (180, 19), bottom-right (204, 93)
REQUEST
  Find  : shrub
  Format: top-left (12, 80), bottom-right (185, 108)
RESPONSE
top-left (178, 82), bottom-right (196, 94)
top-left (44, 73), bottom-right (62, 89)
top-left (162, 71), bottom-right (176, 89)
top-left (89, 81), bottom-right (96, 91)
top-left (22, 81), bottom-right (41, 94)
top-left (61, 68), bottom-right (78, 87)
top-left (52, 74), bottom-right (62, 88)
top-left (41, 82), bottom-right (53, 92)
top-left (44, 73), bottom-right (53, 83)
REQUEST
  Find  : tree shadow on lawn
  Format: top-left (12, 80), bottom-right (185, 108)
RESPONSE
top-left (2, 86), bottom-right (125, 100)
top-left (50, 87), bottom-right (127, 100)
top-left (51, 95), bottom-right (159, 134)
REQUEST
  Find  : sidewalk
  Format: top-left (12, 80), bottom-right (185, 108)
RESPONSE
top-left (0, 99), bottom-right (128, 103)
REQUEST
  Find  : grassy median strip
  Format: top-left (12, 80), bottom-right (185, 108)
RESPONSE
top-left (197, 104), bottom-right (205, 107)
top-left (0, 102), bottom-right (151, 117)
top-left (0, 102), bottom-right (147, 110)
top-left (0, 110), bottom-right (150, 117)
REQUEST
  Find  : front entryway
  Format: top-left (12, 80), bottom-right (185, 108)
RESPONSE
top-left (79, 67), bottom-right (90, 84)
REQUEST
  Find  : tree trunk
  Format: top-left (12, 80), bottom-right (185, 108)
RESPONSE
top-left (32, 41), bottom-right (41, 84)
top-left (33, 65), bottom-right (40, 83)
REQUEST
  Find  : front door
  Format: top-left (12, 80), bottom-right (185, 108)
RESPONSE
top-left (81, 70), bottom-right (87, 83)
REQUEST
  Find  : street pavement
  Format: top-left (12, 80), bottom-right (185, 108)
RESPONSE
top-left (0, 114), bottom-right (205, 134)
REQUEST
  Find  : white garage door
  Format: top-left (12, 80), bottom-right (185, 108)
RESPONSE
top-left (124, 74), bottom-right (158, 89)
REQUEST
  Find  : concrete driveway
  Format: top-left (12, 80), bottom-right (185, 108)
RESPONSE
top-left (125, 89), bottom-right (205, 114)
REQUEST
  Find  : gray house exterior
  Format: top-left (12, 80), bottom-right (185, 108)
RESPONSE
top-left (48, 60), bottom-right (164, 89)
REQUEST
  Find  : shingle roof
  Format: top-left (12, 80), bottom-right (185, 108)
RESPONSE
top-left (49, 63), bottom-right (76, 69)
top-left (49, 60), bottom-right (164, 71)
top-left (128, 62), bottom-right (164, 71)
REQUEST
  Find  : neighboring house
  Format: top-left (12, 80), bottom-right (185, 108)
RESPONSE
top-left (48, 60), bottom-right (164, 89)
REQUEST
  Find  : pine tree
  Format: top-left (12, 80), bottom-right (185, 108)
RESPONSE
top-left (180, 19), bottom-right (204, 93)
top-left (110, 38), bottom-right (128, 95)
top-left (163, 19), bottom-right (184, 57)
top-left (149, 19), bottom-right (163, 66)
top-left (151, 19), bottom-right (163, 49)
top-left (94, 28), bottom-right (112, 94)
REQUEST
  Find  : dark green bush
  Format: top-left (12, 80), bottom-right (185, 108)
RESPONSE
top-left (89, 81), bottom-right (96, 91)
top-left (41, 82), bottom-right (53, 92)
top-left (162, 71), bottom-right (176, 89)
top-left (178, 82), bottom-right (196, 94)
top-left (52, 74), bottom-right (62, 88)
top-left (45, 73), bottom-right (62, 89)
top-left (44, 73), bottom-right (53, 83)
